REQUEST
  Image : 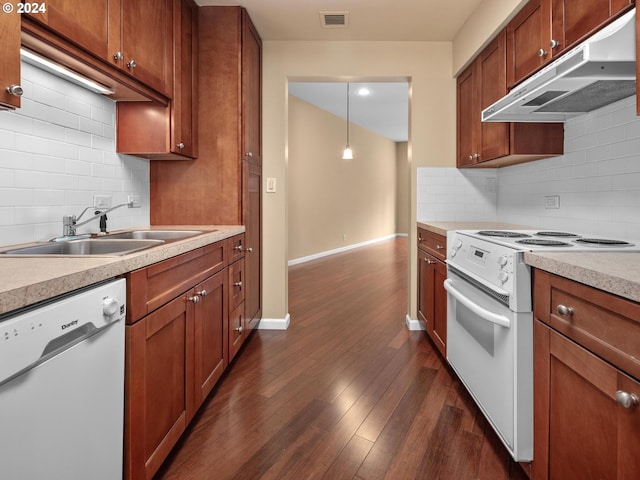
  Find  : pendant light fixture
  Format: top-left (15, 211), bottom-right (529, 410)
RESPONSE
top-left (342, 82), bottom-right (353, 159)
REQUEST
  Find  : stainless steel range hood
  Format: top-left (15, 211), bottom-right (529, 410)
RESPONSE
top-left (482, 9), bottom-right (636, 123)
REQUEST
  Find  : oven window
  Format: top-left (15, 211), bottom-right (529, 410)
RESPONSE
top-left (456, 301), bottom-right (494, 355)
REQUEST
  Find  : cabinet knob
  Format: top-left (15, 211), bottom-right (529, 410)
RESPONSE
top-left (234, 281), bottom-right (243, 287)
top-left (126, 59), bottom-right (137, 69)
top-left (234, 325), bottom-right (243, 333)
top-left (6, 84), bottom-right (23, 97)
top-left (556, 304), bottom-right (574, 317)
top-left (113, 51), bottom-right (124, 61)
top-left (246, 247), bottom-right (253, 253)
top-left (176, 142), bottom-right (185, 149)
top-left (196, 289), bottom-right (207, 297)
top-left (616, 390), bottom-right (639, 408)
top-left (234, 245), bottom-right (243, 251)
top-left (188, 295), bottom-right (200, 303)
top-left (550, 39), bottom-right (561, 49)
top-left (468, 155), bottom-right (473, 161)
top-left (425, 259), bottom-right (435, 264)
top-left (473, 153), bottom-right (480, 159)
top-left (246, 152), bottom-right (253, 159)
top-left (537, 48), bottom-right (548, 58)
top-left (436, 245), bottom-right (445, 250)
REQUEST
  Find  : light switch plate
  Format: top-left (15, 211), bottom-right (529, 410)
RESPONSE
top-left (128, 194), bottom-right (142, 208)
top-left (266, 177), bottom-right (277, 193)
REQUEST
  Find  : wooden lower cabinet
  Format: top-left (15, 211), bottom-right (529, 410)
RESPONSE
top-left (125, 236), bottom-right (246, 480)
top-left (417, 228), bottom-right (447, 357)
top-left (533, 269), bottom-right (640, 479)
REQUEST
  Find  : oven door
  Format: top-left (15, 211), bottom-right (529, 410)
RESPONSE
top-left (444, 267), bottom-right (533, 461)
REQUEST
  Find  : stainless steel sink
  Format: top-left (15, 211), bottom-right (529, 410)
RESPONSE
top-left (1, 239), bottom-right (164, 256)
top-left (99, 230), bottom-right (206, 241)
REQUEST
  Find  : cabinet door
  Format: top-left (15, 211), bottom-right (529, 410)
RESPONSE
top-left (478, 31), bottom-right (509, 161)
top-left (125, 294), bottom-right (193, 480)
top-left (551, 0), bottom-right (632, 56)
top-left (534, 321), bottom-right (640, 480)
top-left (25, 0), bottom-right (114, 60)
top-left (194, 270), bottom-right (227, 408)
top-left (456, 63), bottom-right (478, 167)
top-left (0, 7), bottom-right (21, 109)
top-left (417, 249), bottom-right (447, 358)
top-left (172, 0), bottom-right (198, 157)
top-left (244, 162), bottom-right (262, 331)
top-left (119, 0), bottom-right (172, 95)
top-left (242, 9), bottom-right (262, 166)
top-left (506, 0), bottom-right (551, 88)
top-left (229, 302), bottom-right (245, 362)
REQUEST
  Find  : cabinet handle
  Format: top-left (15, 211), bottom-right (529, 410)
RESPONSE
top-left (6, 85), bottom-right (23, 97)
top-left (196, 289), bottom-right (207, 297)
top-left (234, 281), bottom-right (243, 287)
top-left (234, 325), bottom-right (243, 333)
top-left (176, 142), bottom-right (185, 149)
top-left (234, 245), bottom-right (243, 251)
top-left (537, 48), bottom-right (548, 58)
top-left (556, 304), bottom-right (574, 317)
top-left (126, 59), bottom-right (137, 69)
top-left (187, 295), bottom-right (200, 303)
top-left (550, 39), bottom-right (561, 49)
top-left (616, 390), bottom-right (639, 408)
top-left (246, 247), bottom-right (253, 253)
top-left (425, 259), bottom-right (435, 264)
top-left (418, 235), bottom-right (423, 242)
top-left (436, 245), bottom-right (445, 250)
top-left (113, 52), bottom-right (124, 61)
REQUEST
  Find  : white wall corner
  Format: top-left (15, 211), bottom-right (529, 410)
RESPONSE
top-left (256, 313), bottom-right (291, 330)
top-left (405, 314), bottom-right (424, 331)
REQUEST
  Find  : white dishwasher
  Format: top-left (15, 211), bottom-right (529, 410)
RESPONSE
top-left (0, 278), bottom-right (126, 480)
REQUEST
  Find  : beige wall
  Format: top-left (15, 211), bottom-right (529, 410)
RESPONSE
top-left (262, 41), bottom-right (455, 322)
top-left (288, 95), bottom-right (399, 261)
top-left (395, 141), bottom-right (410, 235)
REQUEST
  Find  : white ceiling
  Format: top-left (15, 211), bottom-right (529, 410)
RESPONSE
top-left (194, 0), bottom-right (483, 142)
top-left (194, 0), bottom-right (484, 42)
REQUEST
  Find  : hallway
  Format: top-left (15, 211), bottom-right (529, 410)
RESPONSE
top-left (157, 237), bottom-right (527, 479)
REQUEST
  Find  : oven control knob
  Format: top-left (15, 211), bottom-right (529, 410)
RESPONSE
top-left (498, 272), bottom-right (509, 284)
top-left (498, 256), bottom-right (508, 268)
top-left (102, 297), bottom-right (120, 317)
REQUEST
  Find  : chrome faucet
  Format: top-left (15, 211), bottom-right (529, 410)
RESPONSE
top-left (61, 202), bottom-right (135, 238)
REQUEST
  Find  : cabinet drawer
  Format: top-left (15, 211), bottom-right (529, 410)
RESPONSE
top-left (127, 241), bottom-right (227, 323)
top-left (534, 269), bottom-right (640, 380)
top-left (228, 233), bottom-right (245, 264)
top-left (229, 258), bottom-right (245, 312)
top-left (417, 228), bottom-right (447, 261)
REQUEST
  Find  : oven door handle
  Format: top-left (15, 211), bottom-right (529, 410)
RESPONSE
top-left (443, 279), bottom-right (511, 328)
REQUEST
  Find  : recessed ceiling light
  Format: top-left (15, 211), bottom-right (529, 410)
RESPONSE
top-left (357, 87), bottom-right (371, 96)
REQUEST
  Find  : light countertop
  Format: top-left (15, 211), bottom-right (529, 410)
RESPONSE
top-left (0, 225), bottom-right (244, 316)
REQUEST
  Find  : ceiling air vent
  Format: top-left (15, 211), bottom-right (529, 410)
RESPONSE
top-left (320, 11), bottom-right (349, 29)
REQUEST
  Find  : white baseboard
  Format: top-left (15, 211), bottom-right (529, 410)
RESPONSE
top-left (288, 233), bottom-right (406, 266)
top-left (256, 313), bottom-right (290, 330)
top-left (405, 314), bottom-right (424, 331)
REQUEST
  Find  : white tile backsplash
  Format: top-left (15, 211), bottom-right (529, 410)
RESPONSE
top-left (0, 62), bottom-right (149, 245)
top-left (418, 95), bottom-right (640, 240)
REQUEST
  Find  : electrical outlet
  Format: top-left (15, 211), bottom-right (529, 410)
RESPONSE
top-left (128, 195), bottom-right (142, 208)
top-left (94, 194), bottom-right (112, 209)
top-left (545, 195), bottom-right (560, 209)
top-left (266, 177), bottom-right (277, 193)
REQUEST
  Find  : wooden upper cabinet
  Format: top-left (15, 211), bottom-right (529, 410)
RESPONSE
top-left (0, 8), bottom-right (21, 109)
top-left (116, 0), bottom-right (198, 159)
top-left (115, 0), bottom-right (172, 96)
top-left (242, 10), bottom-right (262, 166)
top-left (456, 30), bottom-right (563, 168)
top-left (507, 0), bottom-right (634, 88)
top-left (506, 0), bottom-right (550, 88)
top-left (25, 0), bottom-right (114, 60)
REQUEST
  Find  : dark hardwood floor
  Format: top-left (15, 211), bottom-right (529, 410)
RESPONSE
top-left (156, 237), bottom-right (529, 479)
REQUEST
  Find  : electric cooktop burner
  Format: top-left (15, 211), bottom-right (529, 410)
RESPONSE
top-left (574, 238), bottom-right (634, 246)
top-left (478, 230), bottom-right (531, 238)
top-left (535, 231), bottom-right (580, 237)
top-left (516, 239), bottom-right (573, 247)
